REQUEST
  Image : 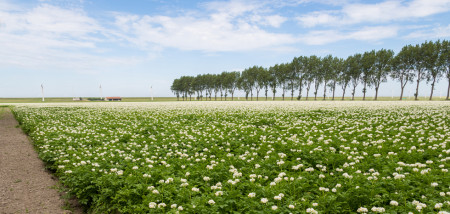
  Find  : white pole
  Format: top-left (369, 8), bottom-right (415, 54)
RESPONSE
top-left (150, 85), bottom-right (153, 101)
top-left (41, 83), bottom-right (44, 102)
top-left (99, 84), bottom-right (103, 100)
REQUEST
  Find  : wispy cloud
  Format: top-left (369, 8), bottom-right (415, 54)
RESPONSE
top-left (297, 0), bottom-right (450, 27)
top-left (113, 0), bottom-right (296, 52)
top-left (0, 0), bottom-right (448, 73)
top-left (301, 26), bottom-right (399, 45)
top-left (405, 24), bottom-right (450, 39)
top-left (0, 2), bottom-right (140, 71)
top-left (294, 0), bottom-right (449, 45)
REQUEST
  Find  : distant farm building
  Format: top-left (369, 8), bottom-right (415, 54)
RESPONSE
top-left (105, 97), bottom-right (122, 101)
top-left (72, 97), bottom-right (82, 101)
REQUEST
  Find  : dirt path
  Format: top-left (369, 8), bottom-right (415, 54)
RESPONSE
top-left (0, 108), bottom-right (82, 214)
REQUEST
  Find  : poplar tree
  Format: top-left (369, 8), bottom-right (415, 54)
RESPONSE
top-left (390, 45), bottom-right (415, 100)
top-left (372, 49), bottom-right (394, 100)
top-left (361, 50), bottom-right (376, 100)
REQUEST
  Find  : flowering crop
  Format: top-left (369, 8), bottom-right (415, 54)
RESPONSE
top-left (12, 101), bottom-right (450, 213)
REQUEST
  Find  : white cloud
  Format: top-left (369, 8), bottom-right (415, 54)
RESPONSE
top-left (0, 2), bottom-right (140, 71)
top-left (115, 15), bottom-right (296, 52)
top-left (301, 30), bottom-right (345, 45)
top-left (297, 0), bottom-right (450, 27)
top-left (348, 26), bottom-right (398, 41)
top-left (297, 11), bottom-right (339, 28)
top-left (0, 0), bottom-right (444, 72)
top-left (262, 15), bottom-right (287, 27)
top-left (266, 0), bottom-right (351, 7)
top-left (301, 26), bottom-right (398, 45)
top-left (405, 24), bottom-right (450, 39)
top-left (113, 0), bottom-right (295, 52)
top-left (0, 0), bottom-right (297, 72)
top-left (0, 0), bottom-right (18, 11)
top-left (25, 4), bottom-right (99, 37)
top-left (203, 0), bottom-right (262, 16)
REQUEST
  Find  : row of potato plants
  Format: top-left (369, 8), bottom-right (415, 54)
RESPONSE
top-left (12, 102), bottom-right (450, 213)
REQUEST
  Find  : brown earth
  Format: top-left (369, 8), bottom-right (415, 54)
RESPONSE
top-left (0, 108), bottom-right (83, 214)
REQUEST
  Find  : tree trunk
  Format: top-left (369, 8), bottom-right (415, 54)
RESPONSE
top-left (291, 88), bottom-right (294, 100)
top-left (332, 82), bottom-right (336, 100)
top-left (447, 78), bottom-right (450, 100)
top-left (231, 92), bottom-right (234, 101)
top-left (429, 78), bottom-right (436, 100)
top-left (306, 87), bottom-right (310, 100)
top-left (341, 88), bottom-right (346, 100)
top-left (314, 83), bottom-right (319, 101)
top-left (256, 90), bottom-right (259, 101)
top-left (362, 81), bottom-right (367, 100)
top-left (374, 86), bottom-right (379, 100)
top-left (399, 78), bottom-right (404, 100)
top-left (352, 86), bottom-right (356, 100)
top-left (415, 72), bottom-right (421, 100)
top-left (298, 84), bottom-right (303, 100)
top-left (400, 86), bottom-right (404, 100)
top-left (323, 83), bottom-right (327, 100)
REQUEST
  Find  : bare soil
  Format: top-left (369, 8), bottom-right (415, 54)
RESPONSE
top-left (0, 108), bottom-right (83, 214)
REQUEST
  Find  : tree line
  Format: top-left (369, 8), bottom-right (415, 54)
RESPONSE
top-left (171, 40), bottom-right (450, 101)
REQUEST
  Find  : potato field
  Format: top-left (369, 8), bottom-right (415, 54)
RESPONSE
top-left (12, 102), bottom-right (450, 213)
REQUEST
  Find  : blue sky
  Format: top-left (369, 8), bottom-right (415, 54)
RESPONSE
top-left (0, 0), bottom-right (449, 98)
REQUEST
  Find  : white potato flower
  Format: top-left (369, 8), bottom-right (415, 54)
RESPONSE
top-left (149, 202), bottom-right (156, 209)
top-left (390, 200), bottom-right (398, 206)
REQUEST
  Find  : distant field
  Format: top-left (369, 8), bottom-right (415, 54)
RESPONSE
top-left (0, 97), bottom-right (176, 103)
top-left (0, 96), bottom-right (448, 103)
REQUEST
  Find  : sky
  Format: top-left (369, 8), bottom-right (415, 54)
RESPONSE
top-left (0, 0), bottom-right (449, 98)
